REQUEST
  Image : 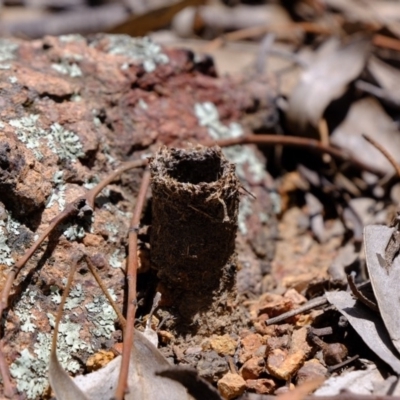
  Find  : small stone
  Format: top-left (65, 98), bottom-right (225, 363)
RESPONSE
top-left (86, 350), bottom-right (115, 371)
top-left (82, 233), bottom-right (104, 247)
top-left (197, 351), bottom-right (229, 383)
top-left (239, 333), bottom-right (264, 363)
top-left (296, 359), bottom-right (328, 385)
top-left (209, 334), bottom-right (237, 356)
top-left (218, 372), bottom-right (246, 400)
top-left (158, 330), bottom-right (174, 345)
top-left (283, 288), bottom-right (307, 306)
top-left (290, 327), bottom-right (313, 358)
top-left (266, 348), bottom-right (306, 380)
top-left (323, 342), bottom-right (348, 365)
top-left (240, 356), bottom-right (265, 380)
top-left (246, 378), bottom-right (276, 394)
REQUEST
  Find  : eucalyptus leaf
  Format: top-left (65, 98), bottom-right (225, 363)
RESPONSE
top-left (364, 224), bottom-right (400, 354)
top-left (326, 290), bottom-right (400, 374)
top-left (73, 330), bottom-right (192, 400)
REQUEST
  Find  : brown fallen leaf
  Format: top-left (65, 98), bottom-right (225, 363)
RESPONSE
top-left (286, 37), bottom-right (369, 134)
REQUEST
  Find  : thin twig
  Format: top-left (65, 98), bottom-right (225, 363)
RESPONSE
top-left (362, 134), bottom-right (400, 177)
top-left (115, 169), bottom-right (151, 400)
top-left (208, 134), bottom-right (383, 176)
top-left (52, 256), bottom-right (81, 355)
top-left (85, 255), bottom-right (126, 330)
top-left (266, 296), bottom-right (328, 326)
top-left (347, 273), bottom-right (379, 312)
top-left (0, 341), bottom-right (14, 398)
top-left (327, 354), bottom-right (360, 373)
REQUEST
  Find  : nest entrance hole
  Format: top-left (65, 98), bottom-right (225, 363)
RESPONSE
top-left (166, 152), bottom-right (223, 185)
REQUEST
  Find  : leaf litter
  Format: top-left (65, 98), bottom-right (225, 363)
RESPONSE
top-left (5, 2), bottom-right (400, 399)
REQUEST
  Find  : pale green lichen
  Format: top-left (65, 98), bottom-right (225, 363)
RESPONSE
top-left (194, 102), bottom-right (268, 234)
top-left (52, 61), bottom-right (82, 78)
top-left (59, 34), bottom-right (85, 43)
top-left (48, 123), bottom-right (84, 161)
top-left (64, 283), bottom-right (84, 310)
top-left (85, 289), bottom-right (117, 338)
top-left (9, 115), bottom-right (84, 162)
top-left (109, 249), bottom-right (123, 268)
top-left (105, 35), bottom-right (169, 73)
top-left (46, 171), bottom-right (66, 211)
top-left (0, 39), bottom-right (18, 69)
top-left (0, 210), bottom-right (21, 266)
top-left (10, 290), bottom-right (92, 399)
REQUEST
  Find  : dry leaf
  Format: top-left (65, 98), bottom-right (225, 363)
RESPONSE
top-left (326, 290), bottom-right (400, 374)
top-left (364, 224), bottom-right (400, 354)
top-left (331, 97), bottom-right (400, 175)
top-left (49, 349), bottom-right (89, 400)
top-left (73, 330), bottom-right (191, 400)
top-left (286, 37), bottom-right (369, 133)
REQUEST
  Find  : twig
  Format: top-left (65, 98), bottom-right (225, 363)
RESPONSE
top-left (266, 296), bottom-right (328, 326)
top-left (347, 273), bottom-right (379, 312)
top-left (207, 134), bottom-right (383, 176)
top-left (0, 341), bottom-right (14, 398)
top-left (115, 169), bottom-right (151, 400)
top-left (52, 256), bottom-right (81, 355)
top-left (85, 255), bottom-right (126, 330)
top-left (327, 354), bottom-right (360, 373)
top-left (362, 134), bottom-right (400, 177)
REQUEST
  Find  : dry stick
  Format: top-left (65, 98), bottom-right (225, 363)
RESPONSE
top-left (362, 134), bottom-right (400, 177)
top-left (0, 341), bottom-right (14, 398)
top-left (52, 257), bottom-right (80, 356)
top-left (208, 134), bottom-right (383, 176)
top-left (85, 255), bottom-right (126, 330)
top-left (115, 169), bottom-right (151, 400)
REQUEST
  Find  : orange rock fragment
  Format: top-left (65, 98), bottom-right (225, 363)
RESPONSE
top-left (218, 373), bottom-right (246, 400)
top-left (209, 334), bottom-right (237, 356)
top-left (86, 350), bottom-right (115, 371)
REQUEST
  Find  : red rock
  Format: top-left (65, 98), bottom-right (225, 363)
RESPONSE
top-left (246, 378), bottom-right (276, 394)
top-left (239, 333), bottom-right (264, 363)
top-left (240, 356), bottom-right (265, 380)
top-left (296, 359), bottom-right (328, 385)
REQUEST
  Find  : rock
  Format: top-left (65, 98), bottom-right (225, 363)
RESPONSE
top-left (209, 334), bottom-right (238, 356)
top-left (322, 342), bottom-right (348, 366)
top-left (266, 348), bottom-right (306, 380)
top-left (239, 333), bottom-right (264, 363)
top-left (296, 359), bottom-right (328, 385)
top-left (218, 372), bottom-right (246, 400)
top-left (240, 356), bottom-right (265, 380)
top-left (246, 378), bottom-right (276, 394)
top-left (86, 350), bottom-right (115, 371)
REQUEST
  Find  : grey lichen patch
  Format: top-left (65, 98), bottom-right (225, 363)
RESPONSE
top-left (9, 75), bottom-right (18, 84)
top-left (0, 208), bottom-right (21, 266)
top-left (52, 61), bottom-right (82, 78)
top-left (109, 249), bottom-right (123, 268)
top-left (85, 289), bottom-right (117, 338)
top-left (195, 102), bottom-right (267, 234)
top-left (48, 123), bottom-right (84, 161)
top-left (46, 171), bottom-right (66, 211)
top-left (64, 283), bottom-right (84, 310)
top-left (59, 34), bottom-right (85, 43)
top-left (0, 38), bottom-right (18, 69)
top-left (9, 116), bottom-right (84, 162)
top-left (10, 289), bottom-right (92, 399)
top-left (105, 35), bottom-right (169, 73)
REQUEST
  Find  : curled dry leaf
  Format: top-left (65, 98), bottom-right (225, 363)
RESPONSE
top-left (331, 98), bottom-right (400, 175)
top-left (286, 37), bottom-right (369, 133)
top-left (50, 330), bottom-right (191, 400)
top-left (364, 224), bottom-right (400, 354)
top-left (325, 290), bottom-right (400, 374)
top-left (368, 56), bottom-right (400, 105)
top-left (76, 330), bottom-right (191, 400)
